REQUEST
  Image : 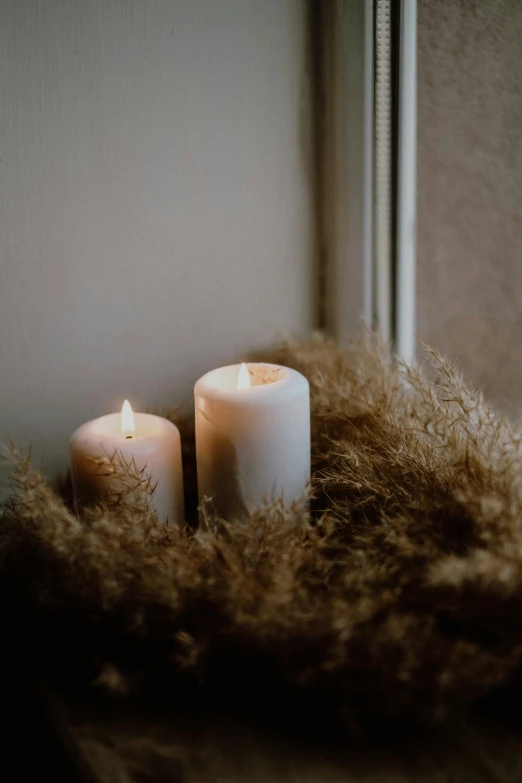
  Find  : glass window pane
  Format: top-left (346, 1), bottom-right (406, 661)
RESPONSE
top-left (417, 0), bottom-right (522, 413)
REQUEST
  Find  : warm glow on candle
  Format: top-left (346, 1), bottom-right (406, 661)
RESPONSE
top-left (237, 362), bottom-right (251, 390)
top-left (121, 399), bottom-right (135, 437)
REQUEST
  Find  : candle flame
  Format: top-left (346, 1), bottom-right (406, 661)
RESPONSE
top-left (121, 399), bottom-right (135, 436)
top-left (237, 362), bottom-right (251, 390)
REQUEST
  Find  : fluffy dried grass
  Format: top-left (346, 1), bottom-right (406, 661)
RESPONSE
top-left (3, 334), bottom-right (522, 721)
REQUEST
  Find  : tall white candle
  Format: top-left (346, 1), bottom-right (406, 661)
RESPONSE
top-left (70, 401), bottom-right (184, 526)
top-left (195, 363), bottom-right (310, 519)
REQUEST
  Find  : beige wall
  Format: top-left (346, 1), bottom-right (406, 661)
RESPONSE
top-left (417, 0), bottom-right (522, 413)
top-left (0, 0), bottom-right (316, 486)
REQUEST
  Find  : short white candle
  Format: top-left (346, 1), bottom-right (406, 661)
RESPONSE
top-left (195, 363), bottom-right (310, 519)
top-left (70, 401), bottom-right (184, 526)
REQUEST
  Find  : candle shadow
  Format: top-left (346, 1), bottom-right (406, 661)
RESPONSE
top-left (198, 428), bottom-right (249, 522)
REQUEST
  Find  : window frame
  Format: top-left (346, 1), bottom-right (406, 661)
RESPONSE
top-left (320, 0), bottom-right (417, 359)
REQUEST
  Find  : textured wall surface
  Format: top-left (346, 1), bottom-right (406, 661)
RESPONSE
top-left (0, 0), bottom-right (315, 485)
top-left (417, 0), bottom-right (522, 413)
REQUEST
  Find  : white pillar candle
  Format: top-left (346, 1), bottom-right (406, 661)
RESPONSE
top-left (195, 363), bottom-right (310, 519)
top-left (70, 401), bottom-right (184, 526)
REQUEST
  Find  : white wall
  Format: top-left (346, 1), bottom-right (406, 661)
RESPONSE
top-left (0, 0), bottom-right (315, 485)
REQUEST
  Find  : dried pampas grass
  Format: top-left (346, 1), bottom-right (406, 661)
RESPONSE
top-left (3, 334), bottom-right (522, 722)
